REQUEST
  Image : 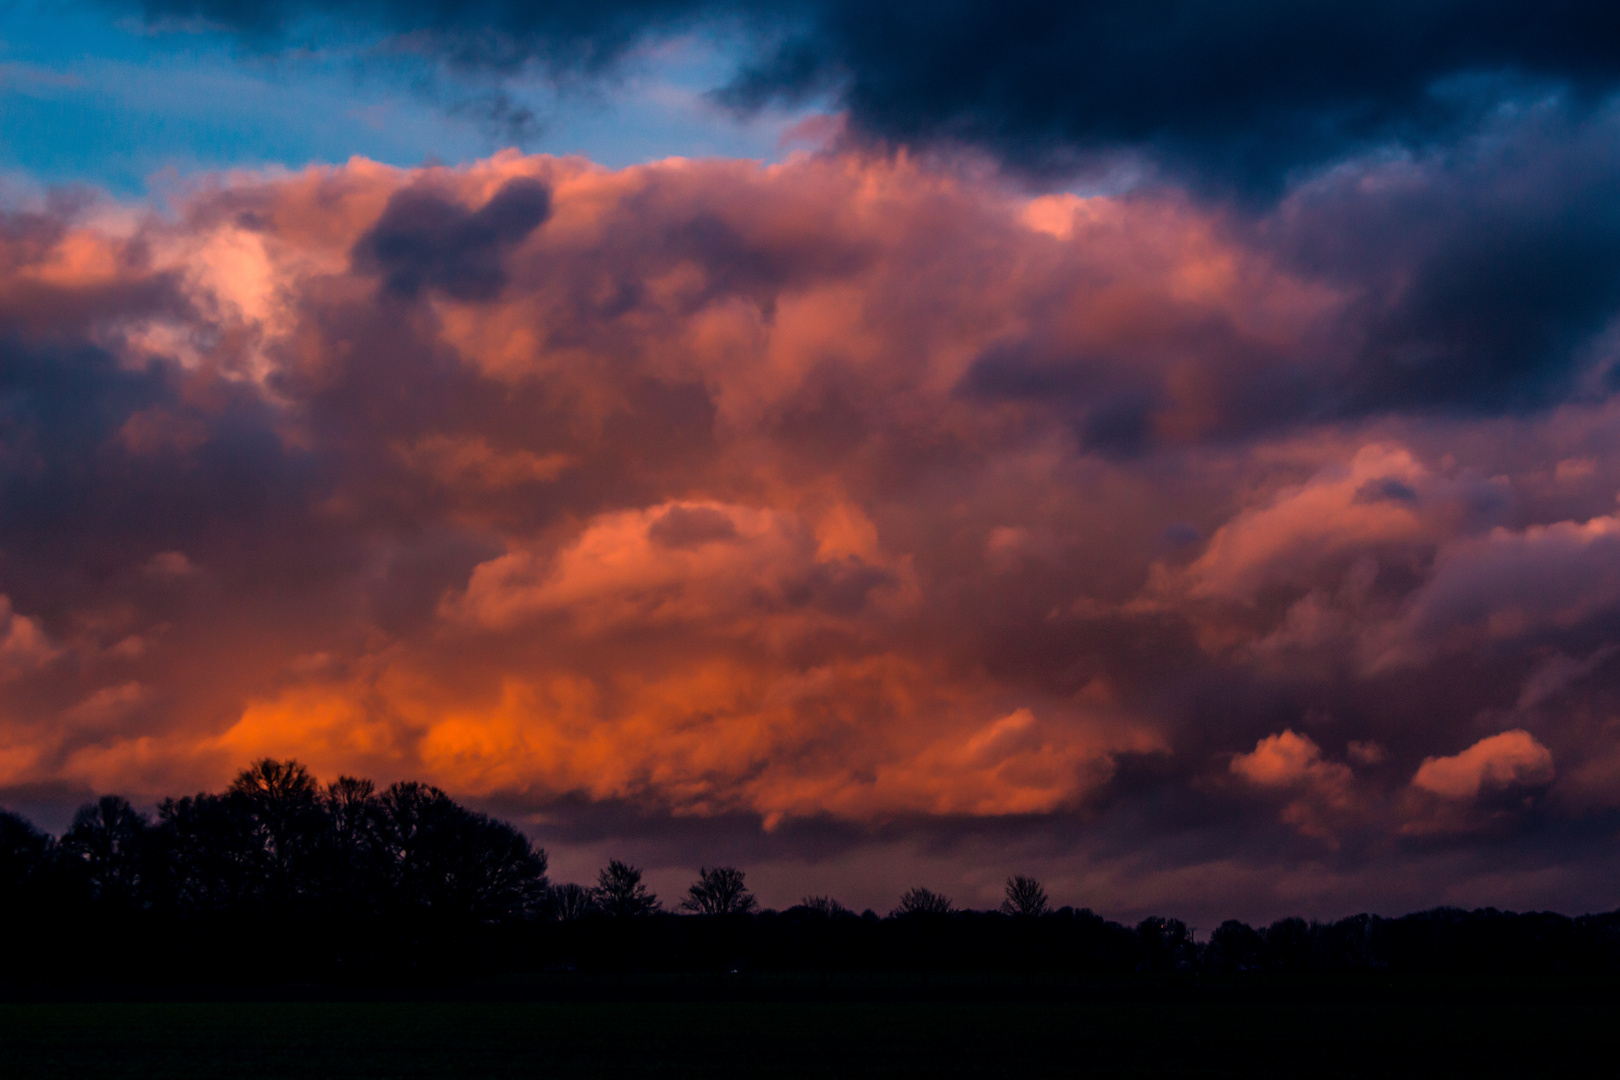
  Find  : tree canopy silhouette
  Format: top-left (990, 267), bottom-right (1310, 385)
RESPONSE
top-left (894, 886), bottom-right (953, 917)
top-left (548, 882), bottom-right (596, 921)
top-left (0, 808), bottom-right (52, 909)
top-left (593, 859), bottom-right (659, 918)
top-left (127, 759), bottom-right (551, 934)
top-left (681, 866), bottom-right (758, 917)
top-left (798, 895), bottom-right (851, 918)
top-left (8, 761), bottom-right (1620, 985)
top-left (60, 795), bottom-right (151, 909)
top-left (229, 758), bottom-right (324, 907)
top-left (1001, 875), bottom-right (1049, 918)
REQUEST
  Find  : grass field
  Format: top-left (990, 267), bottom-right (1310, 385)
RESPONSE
top-left (0, 994), bottom-right (1611, 1078)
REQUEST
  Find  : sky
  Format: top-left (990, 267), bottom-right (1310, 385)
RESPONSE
top-left (4, 0), bottom-right (1620, 924)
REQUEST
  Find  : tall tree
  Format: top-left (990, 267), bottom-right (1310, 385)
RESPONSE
top-left (593, 860), bottom-right (659, 918)
top-left (154, 791), bottom-right (255, 915)
top-left (60, 795), bottom-right (150, 908)
top-left (229, 759), bottom-right (325, 909)
top-left (319, 776), bottom-right (388, 915)
top-left (1001, 875), bottom-right (1049, 918)
top-left (681, 866), bottom-right (758, 917)
top-left (378, 781), bottom-right (548, 923)
top-left (547, 882), bottom-right (596, 921)
top-left (0, 809), bottom-right (53, 906)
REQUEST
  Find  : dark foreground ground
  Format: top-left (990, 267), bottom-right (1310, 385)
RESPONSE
top-left (2, 980), bottom-right (1616, 1079)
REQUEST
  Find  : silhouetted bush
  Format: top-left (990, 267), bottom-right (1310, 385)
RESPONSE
top-left (893, 886), bottom-right (953, 917)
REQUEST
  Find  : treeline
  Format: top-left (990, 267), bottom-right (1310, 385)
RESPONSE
top-left (4, 760), bottom-right (1620, 983)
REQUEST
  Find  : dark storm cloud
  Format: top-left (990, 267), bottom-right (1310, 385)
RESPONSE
top-left (353, 176), bottom-right (552, 300)
top-left (952, 103), bottom-right (1620, 430)
top-left (724, 1), bottom-right (1620, 189)
top-left (117, 1), bottom-right (1620, 189)
top-left (1270, 103), bottom-right (1620, 413)
top-left (122, 0), bottom-right (711, 71)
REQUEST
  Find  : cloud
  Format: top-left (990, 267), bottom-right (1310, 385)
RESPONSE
top-left (1272, 103), bottom-right (1620, 411)
top-left (1515, 647), bottom-right (1617, 710)
top-left (352, 176), bottom-right (552, 300)
top-left (394, 435), bottom-right (572, 490)
top-left (0, 596), bottom-right (58, 679)
top-left (144, 551), bottom-right (200, 579)
top-left (111, 1), bottom-right (1620, 191)
top-left (5, 143), bottom-right (1620, 913)
top-left (1136, 443), bottom-right (1516, 668)
top-left (1230, 730), bottom-right (1357, 839)
top-left (1391, 514), bottom-right (1620, 653)
top-left (444, 499), bottom-right (907, 634)
top-left (1232, 730), bottom-right (1341, 789)
top-left (1174, 445), bottom-right (1451, 605)
top-left (1411, 730), bottom-right (1555, 799)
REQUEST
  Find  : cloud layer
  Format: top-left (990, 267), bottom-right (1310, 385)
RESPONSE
top-left (5, 122), bottom-right (1620, 915)
top-left (115, 0), bottom-right (1620, 189)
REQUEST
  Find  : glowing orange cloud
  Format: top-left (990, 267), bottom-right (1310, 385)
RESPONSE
top-left (0, 145), bottom-right (1616, 905)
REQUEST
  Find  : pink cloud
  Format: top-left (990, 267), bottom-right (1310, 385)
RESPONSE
top-left (1174, 445), bottom-right (1444, 604)
top-left (3, 146), bottom-right (1620, 914)
top-left (1411, 730), bottom-right (1554, 800)
top-left (444, 499), bottom-right (911, 636)
top-left (0, 596), bottom-right (58, 680)
top-left (1396, 515), bottom-right (1620, 649)
top-left (1230, 730), bottom-right (1357, 839)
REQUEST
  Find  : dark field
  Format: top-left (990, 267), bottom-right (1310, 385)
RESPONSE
top-left (0, 990), bottom-right (1613, 1078)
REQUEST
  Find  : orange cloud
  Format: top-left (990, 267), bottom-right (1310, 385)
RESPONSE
top-left (1175, 445), bottom-right (1441, 604)
top-left (0, 596), bottom-right (57, 680)
top-left (3, 143), bottom-right (1620, 922)
top-left (1230, 730), bottom-right (1357, 839)
top-left (1411, 730), bottom-right (1555, 800)
top-left (446, 499), bottom-right (910, 637)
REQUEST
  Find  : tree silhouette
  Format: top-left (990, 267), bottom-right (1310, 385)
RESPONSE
top-left (1207, 919), bottom-right (1267, 972)
top-left (894, 886), bottom-right (953, 916)
top-left (1265, 916), bottom-right (1315, 972)
top-left (439, 806), bottom-right (548, 923)
top-left (13, 764), bottom-right (1620, 983)
top-left (379, 781), bottom-right (462, 916)
top-left (681, 866), bottom-right (758, 916)
top-left (547, 882), bottom-right (596, 921)
top-left (229, 759), bottom-right (325, 908)
top-left (155, 790), bottom-right (257, 914)
top-left (1000, 874), bottom-right (1049, 917)
top-left (60, 795), bottom-right (150, 908)
top-left (0, 809), bottom-right (59, 976)
top-left (378, 781), bottom-right (548, 923)
top-left (319, 775), bottom-right (389, 912)
top-left (799, 895), bottom-right (851, 917)
top-left (593, 859), bottom-right (659, 917)
top-left (323, 776), bottom-right (382, 848)
top-left (1136, 916), bottom-right (1197, 971)
top-left (0, 808), bottom-right (53, 904)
